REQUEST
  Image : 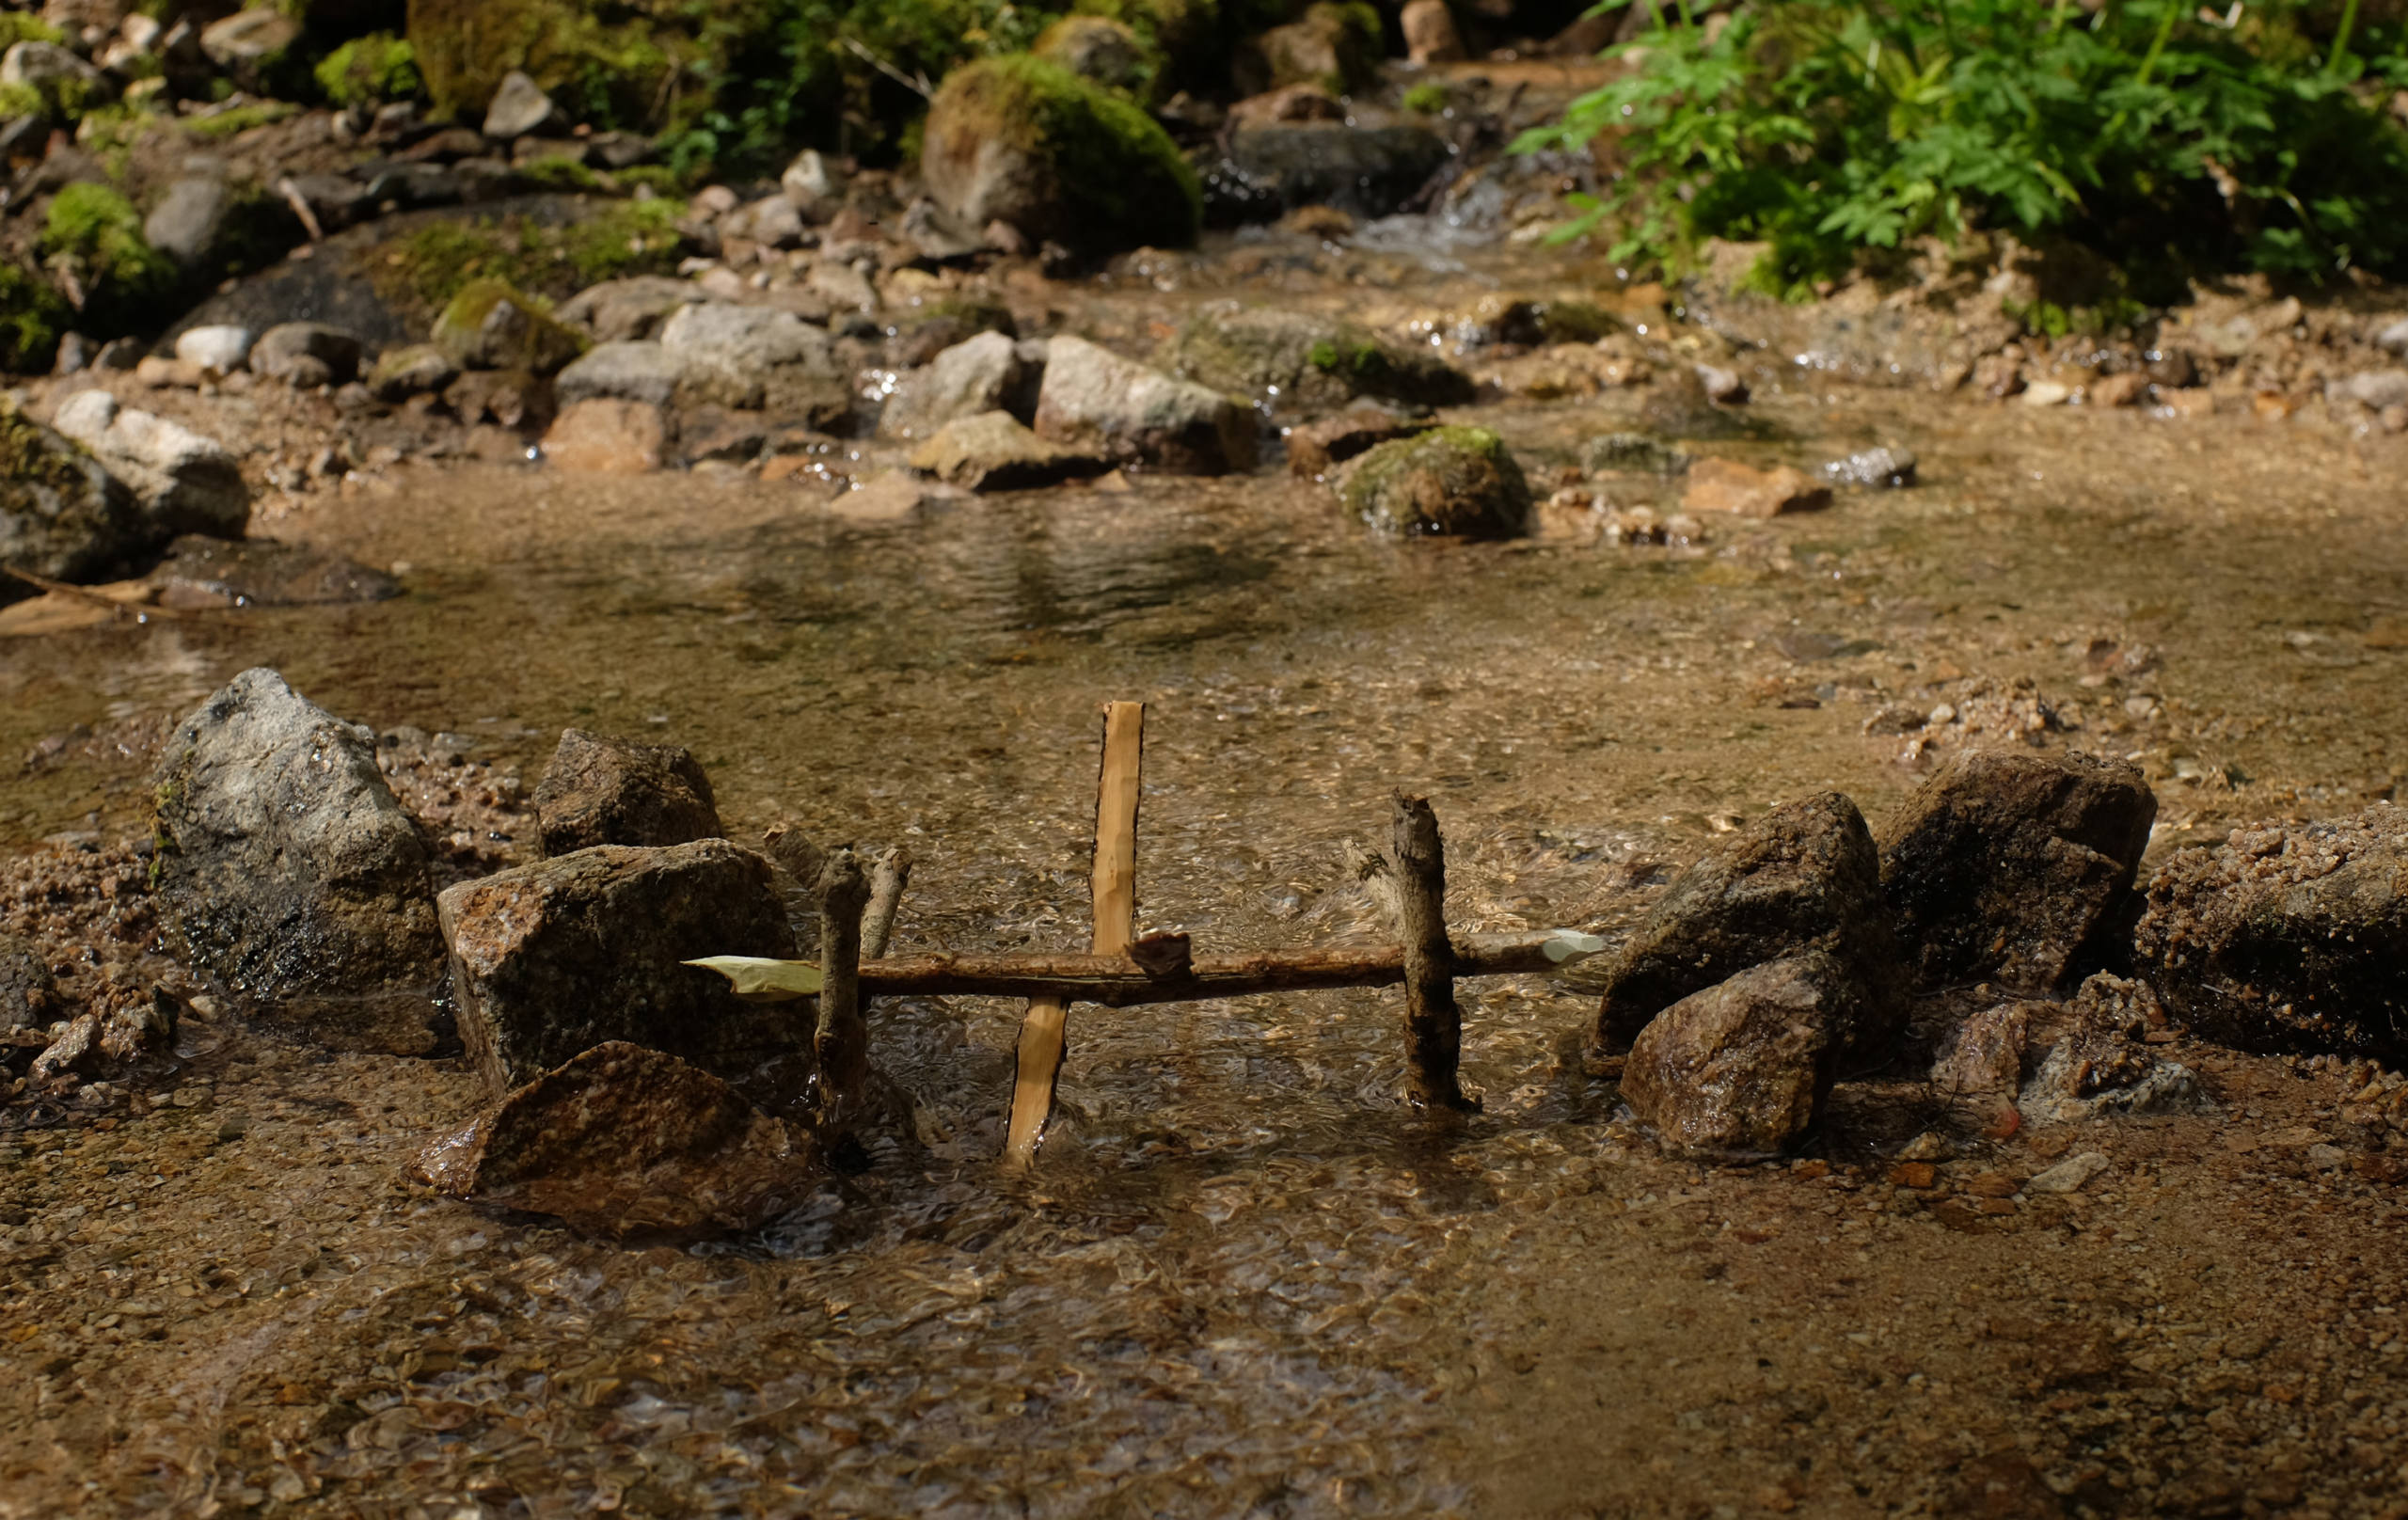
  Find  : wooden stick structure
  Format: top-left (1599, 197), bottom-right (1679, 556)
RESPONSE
top-left (1389, 793), bottom-right (1476, 1111)
top-left (813, 847), bottom-right (872, 1132)
top-left (862, 847), bottom-right (912, 961)
top-left (1004, 701), bottom-right (1145, 1169)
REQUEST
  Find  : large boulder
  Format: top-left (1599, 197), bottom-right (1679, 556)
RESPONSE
top-left (1594, 791), bottom-right (1908, 1064)
top-left (414, 1041), bottom-right (816, 1240)
top-left (50, 389), bottom-right (248, 541)
top-left (1033, 335), bottom-right (1255, 474)
top-left (920, 55), bottom-right (1201, 255)
top-left (911, 409), bottom-right (1107, 491)
top-left (0, 399), bottom-right (142, 605)
top-left (879, 330), bottom-right (1026, 441)
top-left (1335, 425), bottom-right (1531, 538)
top-left (1621, 955), bottom-right (1844, 1160)
top-left (150, 669), bottom-right (444, 1053)
top-left (432, 279), bottom-right (584, 373)
top-left (438, 839), bottom-right (803, 1097)
top-left (2132, 808), bottom-right (2408, 1061)
top-left (1154, 302), bottom-right (1473, 416)
top-left (656, 302), bottom-right (846, 418)
top-left (532, 728), bottom-right (723, 857)
top-left (1213, 124), bottom-right (1453, 222)
top-left (1877, 750), bottom-right (2156, 994)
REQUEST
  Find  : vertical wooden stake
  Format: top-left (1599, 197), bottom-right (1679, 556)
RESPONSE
top-left (814, 847), bottom-right (871, 1132)
top-left (862, 846), bottom-right (912, 960)
top-left (1390, 792), bottom-right (1476, 1112)
top-left (1005, 701), bottom-right (1145, 1168)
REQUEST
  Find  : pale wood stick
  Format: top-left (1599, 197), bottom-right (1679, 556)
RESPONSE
top-left (857, 930), bottom-right (1592, 1004)
top-left (862, 846), bottom-right (912, 959)
top-left (1390, 792), bottom-right (1475, 1111)
top-left (813, 847), bottom-right (871, 1131)
top-left (1004, 700), bottom-right (1145, 1167)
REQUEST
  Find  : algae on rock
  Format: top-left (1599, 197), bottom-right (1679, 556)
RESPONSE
top-left (1157, 301), bottom-right (1473, 415)
top-left (1336, 425), bottom-right (1532, 538)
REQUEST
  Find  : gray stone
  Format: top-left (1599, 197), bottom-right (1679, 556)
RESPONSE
top-left (657, 301), bottom-right (845, 415)
top-left (250, 323), bottom-right (363, 385)
top-left (143, 176), bottom-right (233, 266)
top-left (50, 389), bottom-right (248, 541)
top-left (1033, 335), bottom-right (1254, 474)
top-left (0, 399), bottom-right (141, 603)
top-left (723, 195), bottom-right (804, 249)
top-left (482, 69), bottom-right (563, 140)
top-left (197, 9), bottom-right (298, 79)
top-left (367, 342), bottom-right (458, 401)
top-left (2016, 975), bottom-right (2203, 1124)
top-left (173, 325), bottom-right (253, 374)
top-left (911, 409), bottom-right (1107, 491)
top-left (554, 340), bottom-right (684, 407)
top-left (1335, 426), bottom-right (1533, 539)
top-left (879, 330), bottom-right (1023, 441)
top-left (556, 277), bottom-right (705, 342)
top-left (2025, 1150), bottom-right (2110, 1194)
top-left (2132, 806), bottom-right (2408, 1061)
top-left (51, 331), bottom-right (91, 376)
top-left (2334, 369), bottom-right (2408, 411)
top-left (432, 280), bottom-right (584, 374)
top-left (151, 669), bottom-right (444, 1053)
top-left (1594, 791), bottom-right (1908, 1066)
top-left (438, 839), bottom-right (803, 1096)
top-left (1154, 301), bottom-right (1473, 416)
top-left (780, 148), bottom-right (839, 217)
top-left (533, 728), bottom-right (723, 858)
top-left (2377, 317), bottom-right (2408, 356)
top-left (1877, 749), bottom-right (2157, 994)
top-left (1622, 955), bottom-right (1843, 1161)
top-left (0, 933), bottom-right (59, 1030)
top-left (0, 40), bottom-right (103, 107)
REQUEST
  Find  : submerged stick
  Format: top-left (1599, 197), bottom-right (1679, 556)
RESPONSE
top-left (1390, 792), bottom-right (1474, 1111)
top-left (1005, 700), bottom-right (1145, 1168)
top-left (813, 847), bottom-right (872, 1132)
top-left (862, 846), bottom-right (912, 960)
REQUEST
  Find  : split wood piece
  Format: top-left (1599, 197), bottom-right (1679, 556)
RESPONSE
top-left (1390, 792), bottom-right (1476, 1111)
top-left (0, 563), bottom-right (190, 620)
top-left (855, 930), bottom-right (1597, 1005)
top-left (1005, 700), bottom-right (1144, 1168)
top-left (813, 847), bottom-right (871, 1132)
top-left (862, 847), bottom-right (912, 960)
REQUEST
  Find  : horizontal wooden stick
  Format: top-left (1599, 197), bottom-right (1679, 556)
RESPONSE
top-left (855, 930), bottom-right (1603, 1007)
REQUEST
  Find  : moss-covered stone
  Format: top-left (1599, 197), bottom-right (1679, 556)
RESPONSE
top-left (372, 201), bottom-right (688, 324)
top-left (1156, 301), bottom-right (1471, 415)
top-left (313, 32), bottom-right (421, 108)
top-left (1034, 14), bottom-right (1157, 95)
top-left (1336, 425), bottom-right (1530, 538)
top-left (921, 54), bottom-right (1200, 255)
top-left (1239, 0), bottom-right (1382, 95)
top-left (40, 182), bottom-right (174, 335)
top-left (433, 278), bottom-right (585, 372)
top-left (406, 0), bottom-right (726, 129)
top-left (0, 259), bottom-right (69, 374)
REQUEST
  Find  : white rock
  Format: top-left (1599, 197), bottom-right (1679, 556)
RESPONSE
top-left (52, 391), bottom-right (247, 538)
top-left (483, 70), bottom-right (563, 140)
top-left (174, 325), bottom-right (254, 374)
top-left (2025, 1150), bottom-right (2110, 1194)
top-left (781, 149), bottom-right (839, 216)
top-left (2020, 380), bottom-right (2072, 407)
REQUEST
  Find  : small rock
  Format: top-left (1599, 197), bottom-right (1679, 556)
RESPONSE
top-left (911, 409), bottom-right (1106, 491)
top-left (434, 280), bottom-right (584, 374)
top-left (2020, 380), bottom-right (2072, 407)
top-left (151, 669), bottom-right (443, 1052)
top-left (531, 728), bottom-right (723, 857)
top-left (50, 388), bottom-right (249, 540)
top-left (482, 70), bottom-right (563, 140)
top-left (0, 934), bottom-right (59, 1029)
top-left (197, 8), bottom-right (298, 82)
top-left (142, 177), bottom-right (234, 267)
top-left (1896, 1131), bottom-right (1951, 1162)
top-left (554, 277), bottom-right (703, 343)
top-left (2087, 372), bottom-right (2149, 408)
top-left (439, 839), bottom-right (801, 1096)
top-left (553, 340), bottom-right (685, 408)
top-left (724, 195), bottom-right (805, 250)
top-left (1034, 335), bottom-right (1256, 474)
top-left (366, 343), bottom-right (458, 402)
top-left (1931, 1001), bottom-right (2036, 1092)
top-left (1877, 749), bottom-right (2157, 993)
top-left (1822, 446), bottom-right (1916, 488)
top-left (1217, 123), bottom-right (1454, 222)
top-left (2333, 369), bottom-right (2408, 411)
top-left (249, 323), bottom-right (363, 387)
top-left (1240, 2), bottom-right (1382, 95)
top-left (0, 398), bottom-right (140, 603)
top-left (539, 398), bottom-right (665, 473)
top-left (780, 149), bottom-right (840, 218)
top-left (1, 40), bottom-right (103, 106)
top-left (1334, 424), bottom-right (1531, 538)
top-left (1622, 955), bottom-right (1845, 1160)
top-left (173, 325), bottom-right (253, 375)
top-left (1225, 83), bottom-right (1347, 132)
top-left (413, 1041), bottom-right (816, 1240)
top-left (1594, 791), bottom-right (1907, 1063)
top-left (1683, 458), bottom-right (1832, 517)
top-left (2017, 975), bottom-right (2203, 1124)
top-left (1583, 433), bottom-right (1691, 475)
top-left (1285, 407), bottom-right (1421, 478)
top-left (146, 533), bottom-right (400, 607)
top-left (832, 469), bottom-right (962, 522)
top-left (1695, 363), bottom-right (1749, 404)
top-left (879, 330), bottom-right (1024, 441)
top-left (51, 332), bottom-right (92, 376)
top-left (1153, 302), bottom-right (1473, 416)
top-left (1401, 0), bottom-right (1465, 63)
top-left (2025, 1150), bottom-right (2110, 1194)
top-left (1035, 14), bottom-right (1150, 91)
top-left (657, 302), bottom-right (845, 416)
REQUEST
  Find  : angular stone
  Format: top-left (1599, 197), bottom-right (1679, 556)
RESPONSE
top-left (1930, 1001), bottom-right (2037, 1093)
top-left (173, 325), bottom-right (252, 374)
top-left (554, 277), bottom-right (704, 342)
top-left (1596, 792), bottom-right (1907, 1063)
top-left (1155, 302), bottom-right (1472, 416)
top-left (2018, 975), bottom-right (2202, 1124)
top-left (0, 933), bottom-right (59, 1030)
top-left (50, 388), bottom-right (248, 541)
top-left (553, 340), bottom-right (684, 407)
top-left (532, 728), bottom-right (722, 857)
top-left (151, 669), bottom-right (443, 1052)
top-left (438, 839), bottom-right (802, 1095)
top-left (1285, 407), bottom-right (1422, 477)
top-left (911, 409), bottom-right (1106, 491)
top-left (1034, 335), bottom-right (1255, 474)
top-left (0, 398), bottom-right (141, 603)
top-left (414, 1041), bottom-right (815, 1240)
top-left (1877, 749), bottom-right (2157, 993)
top-left (1622, 955), bottom-right (1842, 1160)
top-left (657, 302), bottom-right (844, 414)
top-left (780, 149), bottom-right (839, 217)
top-left (367, 342), bottom-right (458, 401)
top-left (724, 195), bottom-right (804, 249)
top-left (1402, 0), bottom-right (1465, 63)
top-left (143, 177), bottom-right (234, 266)
top-left (197, 8), bottom-right (297, 73)
top-left (879, 330), bottom-right (1023, 441)
top-left (482, 69), bottom-right (562, 139)
top-left (1683, 458), bottom-right (1831, 517)
top-left (1335, 424), bottom-right (1532, 538)
top-left (250, 323), bottom-right (363, 386)
top-left (539, 397), bottom-right (665, 473)
top-left (432, 279), bottom-right (583, 374)
top-left (2132, 806), bottom-right (2408, 1060)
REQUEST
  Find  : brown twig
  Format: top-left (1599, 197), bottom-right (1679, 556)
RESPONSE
top-left (0, 564), bottom-right (188, 620)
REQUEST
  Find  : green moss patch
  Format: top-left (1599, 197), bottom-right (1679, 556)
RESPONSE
top-left (1339, 425), bottom-right (1532, 539)
top-left (40, 183), bottom-right (174, 334)
top-left (0, 261), bottom-right (68, 374)
top-left (371, 200), bottom-right (686, 318)
top-left (315, 33), bottom-right (421, 108)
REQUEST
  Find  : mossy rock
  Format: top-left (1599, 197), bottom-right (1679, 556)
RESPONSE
top-left (405, 0), bottom-right (723, 128)
top-left (1034, 14), bottom-right (1158, 95)
top-left (921, 54), bottom-right (1200, 256)
top-left (1238, 0), bottom-right (1382, 96)
top-left (0, 259), bottom-right (69, 374)
top-left (40, 182), bottom-right (176, 337)
top-left (433, 278), bottom-right (585, 372)
top-left (1155, 300), bottom-right (1471, 415)
top-left (1337, 425), bottom-right (1530, 538)
top-left (314, 32), bottom-right (421, 108)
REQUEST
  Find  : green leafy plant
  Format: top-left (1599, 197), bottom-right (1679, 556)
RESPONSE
top-left (1515, 0), bottom-right (2408, 291)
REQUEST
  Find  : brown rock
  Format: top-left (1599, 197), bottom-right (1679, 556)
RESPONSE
top-left (1401, 0), bottom-right (1465, 63)
top-left (2087, 372), bottom-right (2149, 407)
top-left (0, 933), bottom-right (59, 1030)
top-left (1930, 1000), bottom-right (2037, 1092)
top-left (540, 398), bottom-right (666, 472)
top-left (1622, 955), bottom-right (1841, 1160)
top-left (1285, 407), bottom-right (1421, 477)
top-left (1595, 792), bottom-right (1907, 1066)
top-left (1682, 458), bottom-right (1832, 517)
top-left (911, 409), bottom-right (1108, 490)
top-left (1877, 749), bottom-right (2156, 993)
top-left (532, 728), bottom-right (723, 858)
top-left (1226, 83), bottom-right (1346, 131)
top-left (414, 1041), bottom-right (816, 1239)
top-left (439, 839), bottom-right (804, 1097)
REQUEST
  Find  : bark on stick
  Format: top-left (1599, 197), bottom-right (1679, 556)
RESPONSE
top-left (814, 847), bottom-right (872, 1131)
top-left (1389, 792), bottom-right (1474, 1110)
